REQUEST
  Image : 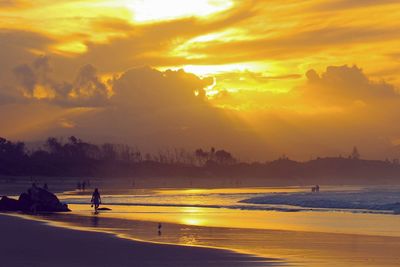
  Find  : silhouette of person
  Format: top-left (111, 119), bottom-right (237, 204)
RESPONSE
top-left (43, 183), bottom-right (48, 191)
top-left (82, 181), bottom-right (86, 191)
top-left (91, 188), bottom-right (101, 213)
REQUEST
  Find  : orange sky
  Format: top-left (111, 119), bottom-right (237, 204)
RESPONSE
top-left (1, 0), bottom-right (400, 160)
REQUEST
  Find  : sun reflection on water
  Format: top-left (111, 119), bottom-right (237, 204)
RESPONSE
top-left (181, 217), bottom-right (205, 226)
top-left (179, 234), bottom-right (198, 246)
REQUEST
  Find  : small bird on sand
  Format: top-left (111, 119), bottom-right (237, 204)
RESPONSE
top-left (158, 223), bottom-right (162, 236)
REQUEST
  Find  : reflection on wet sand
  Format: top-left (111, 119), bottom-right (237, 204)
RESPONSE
top-left (30, 203), bottom-right (400, 267)
top-left (90, 215), bottom-right (99, 227)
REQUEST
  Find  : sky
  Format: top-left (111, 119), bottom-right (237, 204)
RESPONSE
top-left (1, 0), bottom-right (400, 161)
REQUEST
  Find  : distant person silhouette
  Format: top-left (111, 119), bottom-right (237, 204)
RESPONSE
top-left (43, 183), bottom-right (48, 191)
top-left (311, 185), bottom-right (320, 192)
top-left (91, 188), bottom-right (101, 213)
top-left (82, 181), bottom-right (86, 191)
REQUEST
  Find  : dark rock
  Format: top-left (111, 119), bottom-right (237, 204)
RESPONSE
top-left (26, 187), bottom-right (70, 212)
top-left (0, 196), bottom-right (19, 211)
top-left (1, 187), bottom-right (70, 213)
top-left (18, 192), bottom-right (34, 212)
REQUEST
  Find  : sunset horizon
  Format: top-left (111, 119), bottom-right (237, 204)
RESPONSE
top-left (1, 1), bottom-right (400, 267)
top-left (2, 1), bottom-right (400, 160)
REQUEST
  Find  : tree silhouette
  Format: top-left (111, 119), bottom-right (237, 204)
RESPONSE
top-left (195, 148), bottom-right (209, 166)
top-left (350, 146), bottom-right (360, 160)
top-left (215, 149), bottom-right (236, 165)
top-left (1, 136), bottom-right (400, 184)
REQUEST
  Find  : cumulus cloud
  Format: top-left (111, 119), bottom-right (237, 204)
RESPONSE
top-left (302, 65), bottom-right (399, 104)
top-left (68, 64), bottom-right (110, 105)
top-left (11, 57), bottom-right (213, 109)
top-left (5, 61), bottom-right (242, 155)
top-left (6, 59), bottom-right (400, 161)
top-left (111, 67), bottom-right (212, 108)
top-left (12, 56), bottom-right (110, 106)
top-left (13, 64), bottom-right (37, 94)
top-left (44, 66), bottom-right (245, 155)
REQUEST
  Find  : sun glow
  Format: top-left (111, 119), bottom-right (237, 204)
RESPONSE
top-left (122, 0), bottom-right (233, 22)
top-left (182, 218), bottom-right (204, 226)
top-left (160, 63), bottom-right (267, 77)
top-left (53, 42), bottom-right (88, 55)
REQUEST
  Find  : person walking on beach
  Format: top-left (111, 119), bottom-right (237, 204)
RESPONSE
top-left (91, 188), bottom-right (101, 213)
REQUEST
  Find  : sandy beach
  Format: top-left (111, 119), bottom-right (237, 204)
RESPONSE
top-left (3, 184), bottom-right (400, 266)
top-left (0, 214), bottom-right (270, 267)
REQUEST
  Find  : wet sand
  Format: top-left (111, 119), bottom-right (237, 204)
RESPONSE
top-left (27, 204), bottom-right (400, 267)
top-left (0, 214), bottom-right (272, 267)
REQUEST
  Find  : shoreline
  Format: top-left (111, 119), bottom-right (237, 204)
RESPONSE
top-left (0, 213), bottom-right (273, 267)
top-left (14, 202), bottom-right (400, 267)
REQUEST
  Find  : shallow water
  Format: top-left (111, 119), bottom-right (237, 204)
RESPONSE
top-left (35, 186), bottom-right (400, 266)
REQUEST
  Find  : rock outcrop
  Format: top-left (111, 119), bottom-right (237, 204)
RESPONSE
top-left (0, 186), bottom-right (70, 213)
top-left (0, 196), bottom-right (20, 211)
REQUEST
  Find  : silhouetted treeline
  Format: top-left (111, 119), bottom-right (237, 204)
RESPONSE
top-left (0, 136), bottom-right (236, 177)
top-left (1, 136), bottom-right (400, 184)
